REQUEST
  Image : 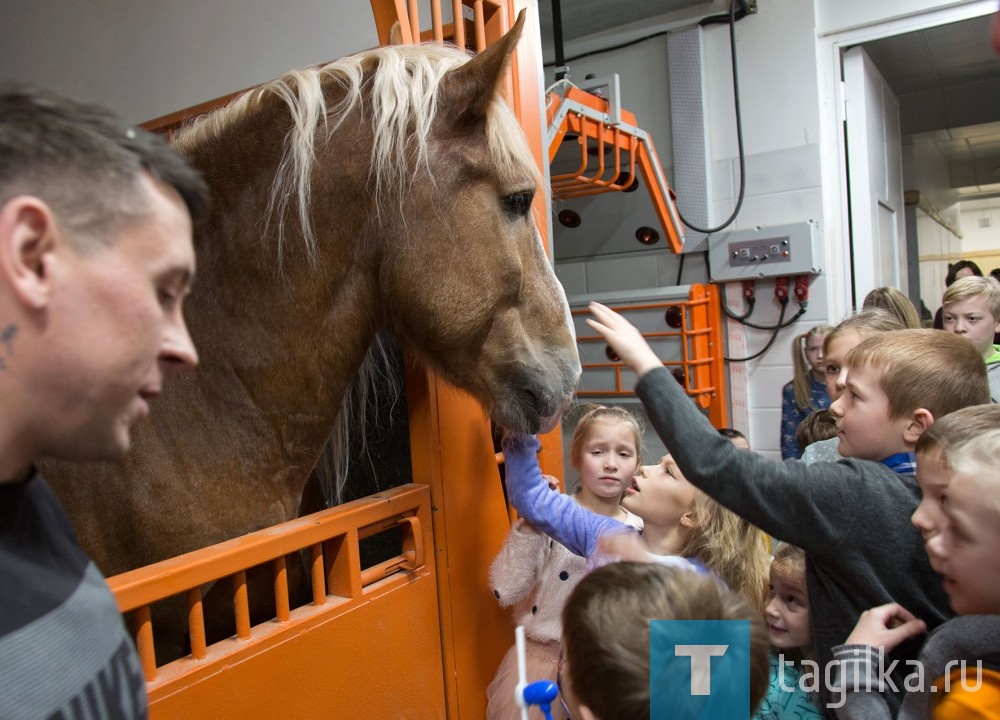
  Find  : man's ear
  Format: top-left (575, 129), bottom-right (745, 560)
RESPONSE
top-left (903, 408), bottom-right (935, 446)
top-left (0, 197), bottom-right (59, 310)
top-left (578, 705), bottom-right (599, 720)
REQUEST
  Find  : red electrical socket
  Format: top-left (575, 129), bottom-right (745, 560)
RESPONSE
top-left (794, 275), bottom-right (810, 303)
top-left (774, 276), bottom-right (789, 302)
top-left (742, 279), bottom-right (756, 300)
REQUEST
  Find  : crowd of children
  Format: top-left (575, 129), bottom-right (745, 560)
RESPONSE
top-left (488, 271), bottom-right (1000, 718)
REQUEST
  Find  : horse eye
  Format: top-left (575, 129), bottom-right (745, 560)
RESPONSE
top-left (502, 190), bottom-right (534, 218)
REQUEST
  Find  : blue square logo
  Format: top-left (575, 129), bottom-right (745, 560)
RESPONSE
top-left (650, 620), bottom-right (750, 719)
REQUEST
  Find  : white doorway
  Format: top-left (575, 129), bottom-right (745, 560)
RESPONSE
top-left (843, 45), bottom-right (906, 307)
top-left (823, 1), bottom-right (1000, 318)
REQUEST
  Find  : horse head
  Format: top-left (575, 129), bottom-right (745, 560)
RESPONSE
top-left (342, 13), bottom-right (581, 434)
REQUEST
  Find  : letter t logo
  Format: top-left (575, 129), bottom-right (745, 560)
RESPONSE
top-left (674, 644), bottom-right (729, 695)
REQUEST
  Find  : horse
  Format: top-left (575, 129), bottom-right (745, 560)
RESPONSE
top-left (42, 12), bottom-right (580, 656)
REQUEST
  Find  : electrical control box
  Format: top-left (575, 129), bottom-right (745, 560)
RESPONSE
top-left (707, 220), bottom-right (821, 282)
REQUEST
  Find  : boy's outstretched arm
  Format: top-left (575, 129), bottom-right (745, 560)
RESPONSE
top-left (583, 303), bottom-right (860, 552)
top-left (586, 302), bottom-right (663, 378)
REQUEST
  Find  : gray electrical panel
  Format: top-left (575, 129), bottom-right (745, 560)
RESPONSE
top-left (707, 220), bottom-right (821, 281)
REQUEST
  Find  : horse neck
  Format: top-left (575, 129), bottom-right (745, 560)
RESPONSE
top-left (166, 97), bottom-right (382, 493)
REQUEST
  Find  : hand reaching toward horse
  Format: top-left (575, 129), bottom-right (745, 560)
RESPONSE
top-left (586, 302), bottom-right (662, 379)
top-left (845, 603), bottom-right (927, 651)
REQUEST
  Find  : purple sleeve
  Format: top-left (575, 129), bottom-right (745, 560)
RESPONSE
top-left (500, 435), bottom-right (630, 557)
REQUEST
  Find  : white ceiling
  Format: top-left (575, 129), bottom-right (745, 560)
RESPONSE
top-left (538, 2), bottom-right (1000, 200)
top-left (860, 14), bottom-right (1000, 201)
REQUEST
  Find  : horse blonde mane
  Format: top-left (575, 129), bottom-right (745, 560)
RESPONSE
top-left (174, 41), bottom-right (539, 260)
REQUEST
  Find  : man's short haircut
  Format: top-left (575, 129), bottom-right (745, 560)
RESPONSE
top-left (941, 275), bottom-right (1000, 320)
top-left (824, 308), bottom-right (906, 354)
top-left (916, 404), bottom-right (1000, 465)
top-left (796, 409), bottom-right (838, 451)
top-left (562, 562), bottom-right (769, 720)
top-left (846, 329), bottom-right (989, 421)
top-left (0, 86), bottom-right (209, 252)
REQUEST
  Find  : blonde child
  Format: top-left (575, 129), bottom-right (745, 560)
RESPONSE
top-left (802, 308), bottom-right (906, 464)
top-left (940, 275), bottom-right (1000, 401)
top-left (587, 302), bottom-right (989, 713)
top-left (833, 404), bottom-right (1000, 718)
top-left (754, 544), bottom-right (823, 720)
top-left (500, 439), bottom-right (771, 615)
top-left (781, 325), bottom-right (832, 459)
top-left (559, 562), bottom-right (771, 720)
top-left (862, 286), bottom-right (922, 329)
top-left (486, 405), bottom-right (642, 720)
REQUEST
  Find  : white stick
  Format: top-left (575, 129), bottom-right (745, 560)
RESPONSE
top-left (514, 625), bottom-right (529, 720)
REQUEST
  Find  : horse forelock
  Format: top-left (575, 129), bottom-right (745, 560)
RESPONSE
top-left (173, 41), bottom-right (538, 258)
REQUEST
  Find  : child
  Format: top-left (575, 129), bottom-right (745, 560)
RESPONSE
top-left (802, 308), bottom-right (905, 464)
top-left (500, 438), bottom-right (771, 613)
top-left (781, 325), bottom-right (832, 459)
top-left (862, 286), bottom-right (922, 329)
top-left (487, 405), bottom-right (642, 720)
top-left (795, 409), bottom-right (837, 456)
top-left (559, 561), bottom-right (771, 720)
top-left (720, 427), bottom-right (751, 450)
top-left (587, 301), bottom-right (989, 714)
top-left (940, 275), bottom-right (1000, 401)
top-left (831, 404), bottom-right (1000, 718)
top-left (754, 544), bottom-right (823, 720)
top-left (933, 260), bottom-right (983, 329)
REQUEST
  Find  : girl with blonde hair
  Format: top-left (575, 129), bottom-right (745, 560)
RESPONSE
top-left (486, 404), bottom-right (643, 720)
top-left (501, 436), bottom-right (771, 615)
top-left (781, 325), bottom-right (832, 459)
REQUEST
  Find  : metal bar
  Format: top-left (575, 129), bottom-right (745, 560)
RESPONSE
top-left (272, 556), bottom-right (290, 622)
top-left (452, 0), bottom-right (466, 49)
top-left (232, 571), bottom-right (251, 640)
top-left (310, 543), bottom-right (326, 606)
top-left (133, 605), bottom-right (157, 681)
top-left (474, 0), bottom-right (486, 51)
top-left (187, 588), bottom-right (207, 659)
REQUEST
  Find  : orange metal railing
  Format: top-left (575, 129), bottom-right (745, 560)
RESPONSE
top-left (572, 284), bottom-right (728, 429)
top-left (546, 81), bottom-right (687, 254)
top-left (109, 485), bottom-right (446, 718)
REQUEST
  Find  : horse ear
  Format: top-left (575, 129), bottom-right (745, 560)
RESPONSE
top-left (440, 9), bottom-right (526, 125)
top-left (388, 22), bottom-right (404, 46)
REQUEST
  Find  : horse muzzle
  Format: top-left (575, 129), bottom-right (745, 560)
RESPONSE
top-left (494, 362), bottom-right (580, 434)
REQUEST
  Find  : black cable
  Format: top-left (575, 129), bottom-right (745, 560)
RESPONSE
top-left (677, 0), bottom-right (746, 235)
top-left (541, 0), bottom-right (751, 68)
top-left (724, 300), bottom-right (788, 362)
top-left (552, 0), bottom-right (567, 81)
top-left (738, 304), bottom-right (808, 330)
top-left (675, 253), bottom-right (686, 285)
top-left (721, 296), bottom-right (755, 322)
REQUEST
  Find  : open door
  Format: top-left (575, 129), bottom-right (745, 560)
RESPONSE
top-left (843, 45), bottom-right (906, 307)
